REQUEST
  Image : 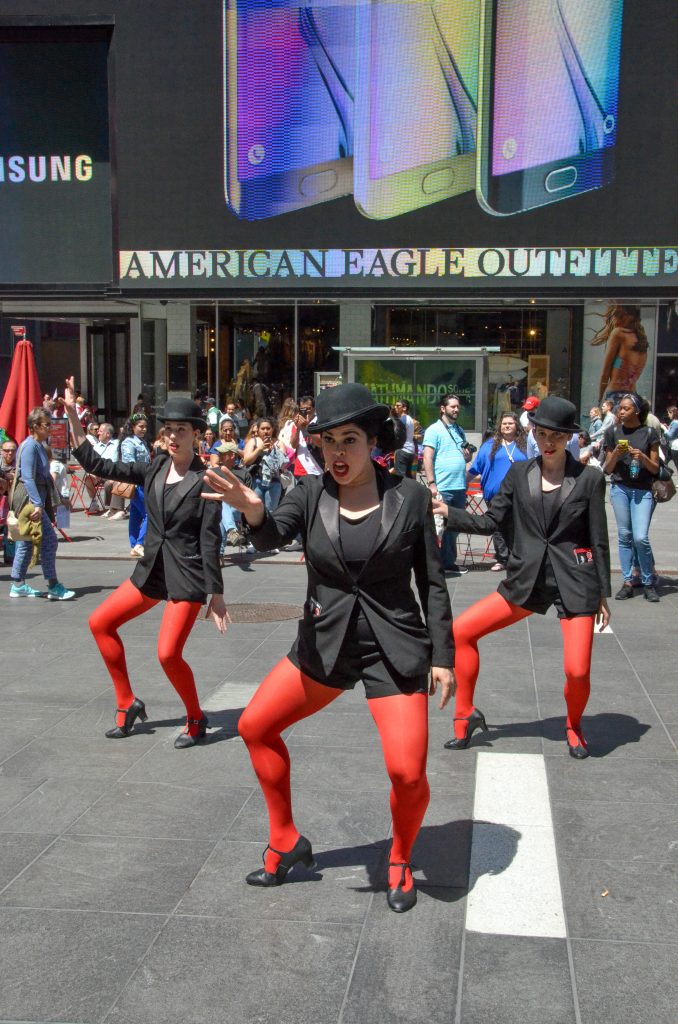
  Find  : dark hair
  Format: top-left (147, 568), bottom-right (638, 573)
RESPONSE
top-left (298, 395), bottom-right (315, 410)
top-left (668, 406), bottom-right (678, 420)
top-left (396, 398), bottom-right (410, 412)
top-left (578, 430), bottom-right (592, 445)
top-left (349, 413), bottom-right (398, 454)
top-left (620, 393), bottom-right (650, 424)
top-left (255, 417), bottom-right (278, 438)
top-left (488, 413), bottom-right (526, 462)
top-left (123, 413), bottom-right (148, 438)
top-left (440, 393), bottom-right (460, 408)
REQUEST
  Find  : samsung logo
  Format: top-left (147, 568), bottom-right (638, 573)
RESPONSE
top-left (0, 154), bottom-right (93, 183)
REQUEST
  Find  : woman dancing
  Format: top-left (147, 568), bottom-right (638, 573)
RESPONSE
top-left (434, 397), bottom-right (610, 760)
top-left (202, 383), bottom-right (455, 912)
top-left (64, 379), bottom-right (228, 746)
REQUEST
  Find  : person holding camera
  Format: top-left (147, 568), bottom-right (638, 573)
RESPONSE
top-left (241, 416), bottom-right (286, 513)
top-left (422, 393), bottom-right (472, 576)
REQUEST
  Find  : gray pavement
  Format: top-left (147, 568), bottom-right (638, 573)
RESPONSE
top-left (0, 517), bottom-right (676, 1023)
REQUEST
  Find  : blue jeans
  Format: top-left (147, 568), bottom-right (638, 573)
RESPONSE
top-left (220, 503), bottom-right (243, 549)
top-left (11, 508), bottom-right (58, 582)
top-left (440, 489), bottom-right (467, 570)
top-left (609, 483), bottom-right (656, 585)
top-left (128, 487), bottom-right (147, 548)
top-left (254, 479), bottom-right (282, 513)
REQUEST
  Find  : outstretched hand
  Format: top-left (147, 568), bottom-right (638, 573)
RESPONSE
top-left (430, 667), bottom-right (456, 709)
top-left (64, 376), bottom-right (76, 410)
top-left (201, 467), bottom-right (265, 526)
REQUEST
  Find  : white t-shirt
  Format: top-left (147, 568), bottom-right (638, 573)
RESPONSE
top-left (50, 459), bottom-right (69, 497)
top-left (400, 414), bottom-right (415, 454)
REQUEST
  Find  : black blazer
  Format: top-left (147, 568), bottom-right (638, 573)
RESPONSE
top-left (248, 467), bottom-right (454, 680)
top-left (73, 441), bottom-right (223, 602)
top-left (446, 455), bottom-right (611, 613)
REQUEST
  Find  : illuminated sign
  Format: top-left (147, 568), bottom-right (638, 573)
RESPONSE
top-left (120, 246), bottom-right (678, 288)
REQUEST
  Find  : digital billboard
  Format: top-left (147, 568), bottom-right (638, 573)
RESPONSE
top-left (117, 0), bottom-right (678, 291)
top-left (0, 26), bottom-right (112, 285)
top-left (1, 2), bottom-right (675, 293)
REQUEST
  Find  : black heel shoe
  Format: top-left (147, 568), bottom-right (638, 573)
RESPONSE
top-left (443, 708), bottom-right (488, 750)
top-left (246, 835), bottom-right (316, 887)
top-left (105, 698), bottom-right (147, 739)
top-left (566, 728), bottom-right (589, 759)
top-left (174, 714), bottom-right (209, 749)
top-left (387, 862), bottom-right (417, 913)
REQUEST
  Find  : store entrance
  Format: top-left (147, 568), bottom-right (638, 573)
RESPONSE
top-left (87, 322), bottom-right (130, 425)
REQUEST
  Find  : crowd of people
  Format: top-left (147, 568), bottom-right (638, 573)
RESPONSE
top-left (0, 377), bottom-right (675, 914)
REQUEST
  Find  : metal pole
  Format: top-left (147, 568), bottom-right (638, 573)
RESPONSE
top-left (215, 301), bottom-right (221, 404)
top-left (293, 300), bottom-right (299, 401)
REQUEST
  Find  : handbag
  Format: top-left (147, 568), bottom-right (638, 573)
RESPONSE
top-left (7, 443), bottom-right (27, 539)
top-left (111, 480), bottom-right (136, 500)
top-left (651, 461), bottom-right (676, 503)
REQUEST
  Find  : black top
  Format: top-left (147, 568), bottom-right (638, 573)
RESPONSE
top-left (445, 455), bottom-right (611, 613)
top-left (340, 507), bottom-right (381, 578)
top-left (541, 486), bottom-right (561, 529)
top-left (73, 441), bottom-right (223, 602)
top-left (247, 466), bottom-right (453, 681)
top-left (603, 424), bottom-right (660, 490)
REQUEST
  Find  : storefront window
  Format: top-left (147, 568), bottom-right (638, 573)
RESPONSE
top-left (373, 305), bottom-right (573, 429)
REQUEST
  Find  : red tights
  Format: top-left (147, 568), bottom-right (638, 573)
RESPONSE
top-left (453, 591), bottom-right (594, 748)
top-left (89, 578), bottom-right (203, 731)
top-left (237, 657), bottom-right (430, 891)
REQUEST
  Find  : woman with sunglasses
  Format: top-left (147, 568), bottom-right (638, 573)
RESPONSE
top-left (603, 394), bottom-right (661, 603)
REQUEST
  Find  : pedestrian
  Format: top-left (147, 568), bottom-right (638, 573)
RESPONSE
top-left (241, 417), bottom-right (286, 513)
top-left (422, 392), bottom-right (471, 576)
top-left (202, 383), bottom-right (455, 913)
top-left (121, 413), bottom-right (150, 557)
top-left (7, 408), bottom-right (75, 600)
top-left (603, 394), bottom-right (661, 603)
top-left (434, 396), bottom-right (610, 759)
top-left (665, 406), bottom-right (678, 472)
top-left (63, 379), bottom-right (228, 745)
top-left (394, 399), bottom-right (416, 478)
top-left (467, 413), bottom-right (528, 571)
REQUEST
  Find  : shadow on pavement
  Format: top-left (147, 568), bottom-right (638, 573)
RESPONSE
top-left (458, 712), bottom-right (651, 757)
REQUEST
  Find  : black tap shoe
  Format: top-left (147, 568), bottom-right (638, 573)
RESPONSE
top-left (246, 835), bottom-right (316, 887)
top-left (174, 714), bottom-right (209, 749)
top-left (444, 708), bottom-right (488, 750)
top-left (105, 698), bottom-right (147, 739)
top-left (386, 862), bottom-right (417, 913)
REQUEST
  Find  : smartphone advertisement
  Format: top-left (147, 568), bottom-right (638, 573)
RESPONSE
top-left (0, 26), bottom-right (112, 285)
top-left (0, 2), bottom-right (674, 293)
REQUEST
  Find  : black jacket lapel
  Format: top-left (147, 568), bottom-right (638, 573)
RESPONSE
top-left (527, 458), bottom-right (547, 533)
top-left (317, 485), bottom-right (348, 572)
top-left (152, 457), bottom-right (169, 519)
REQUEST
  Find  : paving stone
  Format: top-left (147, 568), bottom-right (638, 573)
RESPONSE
top-left (459, 934), bottom-right (575, 1024)
top-left (0, 906), bottom-right (164, 1023)
top-left (107, 916), bottom-right (360, 1024)
top-left (0, 833), bottom-right (217, 913)
top-left (175, 837), bottom-right (384, 923)
top-left (552, 800), bottom-right (678, 863)
top-left (572, 940), bottom-right (677, 1024)
top-left (0, 778), bottom-right (108, 834)
top-left (0, 832), bottom-right (56, 891)
top-left (341, 887), bottom-right (465, 1024)
top-left (68, 781), bottom-right (252, 840)
top-left (559, 858), bottom-right (678, 942)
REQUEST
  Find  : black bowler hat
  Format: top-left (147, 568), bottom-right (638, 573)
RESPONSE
top-left (528, 395), bottom-right (580, 434)
top-left (157, 396), bottom-right (208, 431)
top-left (306, 383), bottom-right (389, 434)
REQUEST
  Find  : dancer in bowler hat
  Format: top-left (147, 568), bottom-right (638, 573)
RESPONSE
top-left (434, 396), bottom-right (611, 759)
top-left (202, 383), bottom-right (455, 913)
top-left (63, 378), bottom-right (229, 746)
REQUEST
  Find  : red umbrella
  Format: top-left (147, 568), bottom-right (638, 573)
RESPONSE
top-left (0, 339), bottom-right (43, 443)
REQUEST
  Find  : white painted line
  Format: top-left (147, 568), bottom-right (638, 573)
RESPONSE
top-left (597, 624), bottom-right (614, 634)
top-left (466, 752), bottom-right (566, 938)
top-left (169, 681), bottom-right (257, 738)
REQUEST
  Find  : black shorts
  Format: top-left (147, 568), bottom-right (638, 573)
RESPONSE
top-left (288, 609), bottom-right (428, 699)
top-left (523, 557), bottom-right (592, 619)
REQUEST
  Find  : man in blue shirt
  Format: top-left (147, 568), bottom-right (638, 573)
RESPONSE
top-left (423, 393), bottom-right (470, 575)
